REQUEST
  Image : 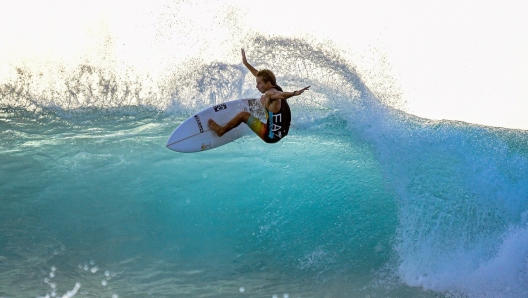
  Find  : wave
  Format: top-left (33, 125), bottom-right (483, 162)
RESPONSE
top-left (2, 33), bottom-right (528, 297)
top-left (344, 84), bottom-right (528, 296)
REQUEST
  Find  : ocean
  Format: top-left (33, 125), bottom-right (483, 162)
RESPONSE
top-left (2, 10), bottom-right (528, 298)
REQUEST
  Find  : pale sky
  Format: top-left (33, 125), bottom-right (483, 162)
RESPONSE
top-left (1, 0), bottom-right (527, 129)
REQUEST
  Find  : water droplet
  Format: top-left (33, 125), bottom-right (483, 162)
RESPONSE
top-left (102, 280), bottom-right (108, 286)
top-left (112, 295), bottom-right (119, 298)
top-left (49, 272), bottom-right (55, 278)
top-left (51, 266), bottom-right (57, 272)
top-left (91, 266), bottom-right (99, 273)
top-left (90, 259), bottom-right (95, 265)
top-left (239, 287), bottom-right (245, 293)
top-left (105, 270), bottom-right (111, 277)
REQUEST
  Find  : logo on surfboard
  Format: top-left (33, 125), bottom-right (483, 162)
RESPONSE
top-left (200, 142), bottom-right (212, 151)
top-left (194, 115), bottom-right (204, 133)
top-left (213, 104), bottom-right (227, 112)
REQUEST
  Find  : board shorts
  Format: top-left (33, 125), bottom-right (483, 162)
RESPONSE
top-left (247, 113), bottom-right (286, 144)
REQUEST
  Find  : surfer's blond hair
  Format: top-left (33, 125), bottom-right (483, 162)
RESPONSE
top-left (256, 69), bottom-right (277, 86)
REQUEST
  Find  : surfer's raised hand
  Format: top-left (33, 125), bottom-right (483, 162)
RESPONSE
top-left (241, 48), bottom-right (248, 64)
top-left (241, 48), bottom-right (258, 77)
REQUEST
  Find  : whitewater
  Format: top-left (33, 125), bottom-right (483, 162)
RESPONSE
top-left (2, 5), bottom-right (528, 298)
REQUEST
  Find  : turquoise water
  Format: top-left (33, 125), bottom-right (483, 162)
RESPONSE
top-left (2, 35), bottom-right (528, 297)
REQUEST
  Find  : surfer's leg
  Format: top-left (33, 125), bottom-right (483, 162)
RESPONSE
top-left (208, 111), bottom-right (251, 137)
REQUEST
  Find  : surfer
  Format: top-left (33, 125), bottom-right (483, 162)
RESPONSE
top-left (208, 49), bottom-right (310, 143)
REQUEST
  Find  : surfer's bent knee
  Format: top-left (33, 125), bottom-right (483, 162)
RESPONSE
top-left (238, 111), bottom-right (251, 123)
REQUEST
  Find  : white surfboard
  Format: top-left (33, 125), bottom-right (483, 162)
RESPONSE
top-left (166, 98), bottom-right (266, 153)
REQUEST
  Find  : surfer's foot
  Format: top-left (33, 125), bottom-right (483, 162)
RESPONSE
top-left (208, 119), bottom-right (224, 137)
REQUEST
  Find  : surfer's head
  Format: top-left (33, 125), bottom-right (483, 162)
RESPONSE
top-left (256, 69), bottom-right (277, 93)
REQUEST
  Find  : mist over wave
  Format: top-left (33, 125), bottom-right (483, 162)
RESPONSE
top-left (0, 34), bottom-right (398, 121)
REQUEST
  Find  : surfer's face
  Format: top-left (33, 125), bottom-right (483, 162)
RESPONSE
top-left (256, 76), bottom-right (271, 93)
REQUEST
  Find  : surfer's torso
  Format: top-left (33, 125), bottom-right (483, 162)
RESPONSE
top-left (264, 98), bottom-right (291, 142)
top-left (247, 85), bottom-right (290, 143)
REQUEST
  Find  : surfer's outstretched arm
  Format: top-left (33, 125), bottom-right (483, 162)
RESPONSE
top-left (270, 86), bottom-right (311, 100)
top-left (242, 48), bottom-right (258, 77)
